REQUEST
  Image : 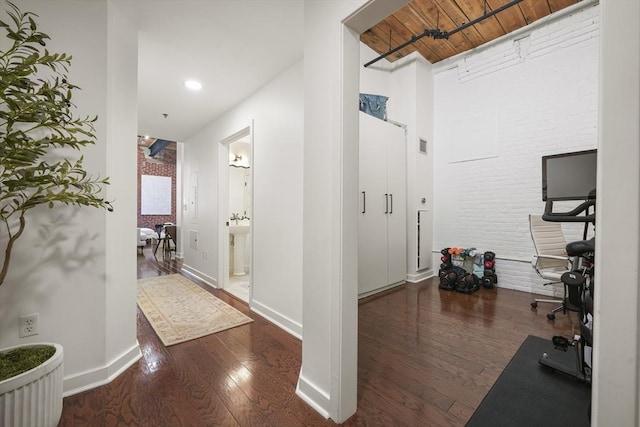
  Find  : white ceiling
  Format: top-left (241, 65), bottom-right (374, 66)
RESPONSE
top-left (114, 1), bottom-right (304, 143)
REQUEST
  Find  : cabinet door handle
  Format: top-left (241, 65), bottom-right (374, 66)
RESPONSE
top-left (362, 191), bottom-right (366, 214)
top-left (385, 193), bottom-right (388, 214)
top-left (389, 193), bottom-right (393, 214)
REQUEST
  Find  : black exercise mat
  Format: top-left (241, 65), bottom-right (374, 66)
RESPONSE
top-left (467, 335), bottom-right (591, 427)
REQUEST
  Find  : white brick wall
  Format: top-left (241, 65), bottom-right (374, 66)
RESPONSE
top-left (432, 4), bottom-right (599, 295)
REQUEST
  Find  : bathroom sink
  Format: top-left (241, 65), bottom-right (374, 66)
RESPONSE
top-left (229, 224), bottom-right (250, 235)
top-left (229, 223), bottom-right (250, 276)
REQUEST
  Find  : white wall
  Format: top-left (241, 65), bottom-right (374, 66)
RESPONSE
top-left (181, 61), bottom-right (304, 336)
top-left (415, 55), bottom-right (434, 276)
top-left (103, 0), bottom-right (141, 387)
top-left (299, 0), bottom-right (410, 422)
top-left (360, 43), bottom-right (392, 95)
top-left (0, 0), bottom-right (140, 394)
top-left (432, 3), bottom-right (599, 296)
top-left (388, 53), bottom-right (434, 280)
top-left (593, 0), bottom-right (640, 424)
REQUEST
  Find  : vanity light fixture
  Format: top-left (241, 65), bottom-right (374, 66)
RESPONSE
top-left (229, 153), bottom-right (249, 168)
top-left (184, 79), bottom-right (202, 91)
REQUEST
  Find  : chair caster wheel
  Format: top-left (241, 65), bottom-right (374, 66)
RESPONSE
top-left (531, 302), bottom-right (538, 309)
top-left (547, 313), bottom-right (556, 321)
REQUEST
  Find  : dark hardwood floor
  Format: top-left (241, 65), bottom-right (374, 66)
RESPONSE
top-left (59, 246), bottom-right (577, 426)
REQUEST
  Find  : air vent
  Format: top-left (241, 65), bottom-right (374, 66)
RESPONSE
top-left (419, 138), bottom-right (428, 155)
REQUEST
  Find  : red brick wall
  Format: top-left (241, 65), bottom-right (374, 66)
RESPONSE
top-left (137, 146), bottom-right (177, 230)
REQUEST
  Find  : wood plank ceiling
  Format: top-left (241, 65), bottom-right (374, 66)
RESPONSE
top-left (360, 0), bottom-right (581, 64)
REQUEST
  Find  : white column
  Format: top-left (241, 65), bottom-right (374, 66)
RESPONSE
top-left (299, 0), bottom-right (410, 422)
top-left (0, 0), bottom-right (140, 392)
top-left (593, 0), bottom-right (640, 425)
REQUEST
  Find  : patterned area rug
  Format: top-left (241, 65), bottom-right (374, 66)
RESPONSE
top-left (137, 274), bottom-right (253, 346)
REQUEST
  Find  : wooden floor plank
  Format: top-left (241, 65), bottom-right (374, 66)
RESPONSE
top-left (59, 245), bottom-right (577, 426)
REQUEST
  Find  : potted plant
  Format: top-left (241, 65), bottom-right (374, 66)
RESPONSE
top-left (0, 1), bottom-right (112, 425)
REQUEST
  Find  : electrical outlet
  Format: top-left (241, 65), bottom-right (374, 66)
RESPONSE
top-left (202, 250), bottom-right (208, 260)
top-left (19, 313), bottom-right (39, 338)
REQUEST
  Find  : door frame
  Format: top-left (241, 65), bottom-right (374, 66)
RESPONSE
top-left (218, 122), bottom-right (254, 300)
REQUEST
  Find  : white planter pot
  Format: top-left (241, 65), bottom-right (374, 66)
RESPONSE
top-left (0, 343), bottom-right (64, 427)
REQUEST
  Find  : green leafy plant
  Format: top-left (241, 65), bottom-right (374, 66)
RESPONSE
top-left (0, 1), bottom-right (112, 287)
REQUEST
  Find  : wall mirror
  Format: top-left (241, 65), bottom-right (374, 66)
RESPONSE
top-left (228, 140), bottom-right (251, 219)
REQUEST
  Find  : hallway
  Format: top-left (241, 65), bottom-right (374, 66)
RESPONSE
top-left (59, 247), bottom-right (576, 425)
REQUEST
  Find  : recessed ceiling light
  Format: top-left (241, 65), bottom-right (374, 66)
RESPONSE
top-left (185, 80), bottom-right (202, 91)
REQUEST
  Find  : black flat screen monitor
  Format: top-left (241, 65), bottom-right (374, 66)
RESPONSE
top-left (542, 149), bottom-right (597, 201)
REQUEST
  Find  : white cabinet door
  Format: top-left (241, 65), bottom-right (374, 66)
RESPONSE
top-left (386, 123), bottom-right (407, 285)
top-left (358, 113), bottom-right (388, 294)
top-left (358, 112), bottom-right (407, 294)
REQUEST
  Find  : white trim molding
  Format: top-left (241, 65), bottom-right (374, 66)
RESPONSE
top-left (63, 342), bottom-right (141, 396)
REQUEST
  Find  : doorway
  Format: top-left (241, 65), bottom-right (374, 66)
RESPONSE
top-left (219, 124), bottom-right (253, 303)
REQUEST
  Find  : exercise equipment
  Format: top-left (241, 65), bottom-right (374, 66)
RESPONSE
top-left (439, 269), bottom-right (458, 290)
top-left (472, 253), bottom-right (484, 278)
top-left (439, 247), bottom-right (497, 294)
top-left (482, 251), bottom-right (498, 288)
top-left (537, 199), bottom-right (595, 385)
top-left (456, 272), bottom-right (481, 294)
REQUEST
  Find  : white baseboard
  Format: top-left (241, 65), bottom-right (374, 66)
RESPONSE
top-left (406, 269), bottom-right (435, 283)
top-left (296, 374), bottom-right (330, 419)
top-left (250, 299), bottom-right (302, 340)
top-left (358, 281), bottom-right (405, 299)
top-left (181, 264), bottom-right (218, 288)
top-left (63, 342), bottom-right (141, 396)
